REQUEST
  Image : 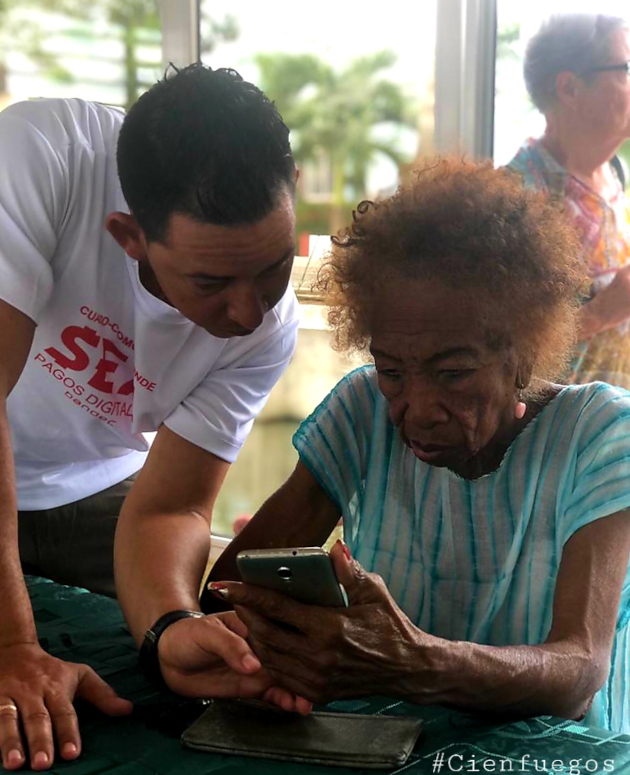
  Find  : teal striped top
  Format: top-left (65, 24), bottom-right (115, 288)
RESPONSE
top-left (293, 366), bottom-right (630, 732)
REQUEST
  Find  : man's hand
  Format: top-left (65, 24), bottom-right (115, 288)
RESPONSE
top-left (215, 541), bottom-right (424, 705)
top-left (157, 611), bottom-right (312, 714)
top-left (0, 642), bottom-right (132, 771)
top-left (581, 265), bottom-right (630, 339)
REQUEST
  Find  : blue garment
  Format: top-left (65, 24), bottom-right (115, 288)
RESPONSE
top-left (293, 366), bottom-right (630, 732)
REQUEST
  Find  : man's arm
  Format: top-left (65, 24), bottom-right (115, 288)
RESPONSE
top-left (0, 300), bottom-right (132, 773)
top-left (0, 302), bottom-right (38, 654)
top-left (113, 429), bottom-right (311, 712)
top-left (115, 424), bottom-right (230, 640)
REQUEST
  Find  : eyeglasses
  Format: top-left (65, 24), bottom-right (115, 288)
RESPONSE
top-left (583, 61), bottom-right (630, 76)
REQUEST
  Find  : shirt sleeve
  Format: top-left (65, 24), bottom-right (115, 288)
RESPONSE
top-left (292, 366), bottom-right (376, 512)
top-left (0, 104), bottom-right (68, 321)
top-left (163, 291), bottom-right (300, 463)
top-left (560, 385), bottom-right (630, 546)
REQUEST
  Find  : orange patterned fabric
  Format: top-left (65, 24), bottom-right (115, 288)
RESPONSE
top-left (509, 138), bottom-right (630, 388)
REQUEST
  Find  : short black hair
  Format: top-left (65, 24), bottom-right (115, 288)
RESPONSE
top-left (117, 64), bottom-right (296, 242)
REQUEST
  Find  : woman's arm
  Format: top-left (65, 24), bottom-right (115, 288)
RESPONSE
top-left (223, 508), bottom-right (630, 720)
top-left (401, 508), bottom-right (630, 718)
top-left (579, 266), bottom-right (630, 339)
top-left (208, 461), bottom-right (342, 584)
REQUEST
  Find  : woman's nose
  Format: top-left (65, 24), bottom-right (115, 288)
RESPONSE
top-left (403, 379), bottom-right (450, 428)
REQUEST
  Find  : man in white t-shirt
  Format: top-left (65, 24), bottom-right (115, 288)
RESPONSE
top-left (0, 65), bottom-right (309, 771)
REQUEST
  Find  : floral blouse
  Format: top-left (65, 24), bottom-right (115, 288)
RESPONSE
top-left (509, 138), bottom-right (630, 389)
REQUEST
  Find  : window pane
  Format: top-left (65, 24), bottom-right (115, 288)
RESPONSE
top-left (200, 1), bottom-right (438, 538)
top-left (0, 1), bottom-right (162, 111)
top-left (200, 0), bottom-right (437, 243)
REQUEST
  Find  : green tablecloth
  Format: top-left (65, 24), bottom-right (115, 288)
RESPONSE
top-left (25, 576), bottom-right (630, 774)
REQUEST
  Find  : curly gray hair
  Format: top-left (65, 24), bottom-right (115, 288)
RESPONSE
top-left (524, 13), bottom-right (628, 112)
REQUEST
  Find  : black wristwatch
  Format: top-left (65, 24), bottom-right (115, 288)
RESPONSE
top-left (139, 610), bottom-right (205, 688)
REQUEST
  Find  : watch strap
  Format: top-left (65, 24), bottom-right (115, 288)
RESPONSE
top-left (139, 609), bottom-right (205, 688)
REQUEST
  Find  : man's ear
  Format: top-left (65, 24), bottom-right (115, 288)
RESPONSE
top-left (105, 212), bottom-right (148, 262)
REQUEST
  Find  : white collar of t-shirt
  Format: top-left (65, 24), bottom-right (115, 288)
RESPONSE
top-left (125, 253), bottom-right (191, 325)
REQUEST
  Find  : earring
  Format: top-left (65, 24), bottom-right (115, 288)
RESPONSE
top-left (514, 369), bottom-right (528, 420)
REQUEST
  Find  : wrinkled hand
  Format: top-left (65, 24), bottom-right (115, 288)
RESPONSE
top-left (157, 611), bottom-right (312, 714)
top-left (217, 541), bottom-right (423, 704)
top-left (0, 642), bottom-right (132, 771)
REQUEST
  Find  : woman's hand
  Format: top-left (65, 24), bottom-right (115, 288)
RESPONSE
top-left (580, 264), bottom-right (630, 338)
top-left (214, 541), bottom-right (425, 704)
top-left (157, 611), bottom-right (312, 714)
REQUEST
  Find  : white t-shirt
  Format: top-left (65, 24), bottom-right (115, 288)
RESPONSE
top-left (0, 98), bottom-right (299, 510)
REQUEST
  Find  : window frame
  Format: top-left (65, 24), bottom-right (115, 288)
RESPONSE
top-left (434, 0), bottom-right (497, 157)
top-left (159, 0), bottom-right (199, 70)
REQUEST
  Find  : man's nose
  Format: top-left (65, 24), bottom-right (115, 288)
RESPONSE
top-left (225, 281), bottom-right (268, 331)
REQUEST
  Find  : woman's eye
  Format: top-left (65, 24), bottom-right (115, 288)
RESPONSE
top-left (378, 369), bottom-right (402, 380)
top-left (439, 369), bottom-right (473, 380)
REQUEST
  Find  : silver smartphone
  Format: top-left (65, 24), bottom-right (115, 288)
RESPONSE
top-left (235, 547), bottom-right (348, 607)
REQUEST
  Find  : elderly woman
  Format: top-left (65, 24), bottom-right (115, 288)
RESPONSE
top-left (508, 13), bottom-right (630, 388)
top-left (206, 159), bottom-right (630, 734)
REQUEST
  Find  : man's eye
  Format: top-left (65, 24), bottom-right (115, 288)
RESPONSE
top-left (193, 280), bottom-right (226, 292)
top-left (261, 257), bottom-right (291, 277)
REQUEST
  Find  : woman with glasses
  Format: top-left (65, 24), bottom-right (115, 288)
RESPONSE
top-left (509, 13), bottom-right (630, 389)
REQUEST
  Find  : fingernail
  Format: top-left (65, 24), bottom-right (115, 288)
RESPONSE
top-left (242, 654), bottom-right (261, 671)
top-left (62, 742), bottom-right (78, 758)
top-left (340, 541), bottom-right (352, 561)
top-left (33, 751), bottom-right (49, 768)
top-left (7, 749), bottom-right (23, 765)
top-left (208, 583), bottom-right (229, 599)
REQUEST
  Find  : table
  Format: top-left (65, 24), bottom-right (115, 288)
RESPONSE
top-left (24, 576), bottom-right (630, 774)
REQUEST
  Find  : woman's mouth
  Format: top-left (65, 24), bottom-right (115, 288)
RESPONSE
top-left (408, 440), bottom-right (452, 463)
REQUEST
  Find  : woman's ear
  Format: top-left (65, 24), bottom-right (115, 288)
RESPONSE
top-left (516, 363), bottom-right (533, 391)
top-left (555, 71), bottom-right (582, 110)
top-left (105, 212), bottom-right (148, 262)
